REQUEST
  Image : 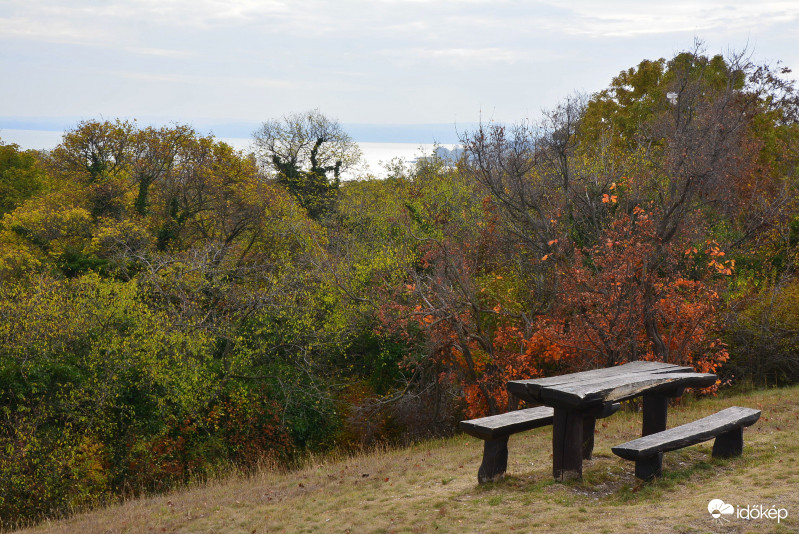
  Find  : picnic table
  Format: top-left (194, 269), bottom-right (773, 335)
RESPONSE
top-left (506, 361), bottom-right (718, 480)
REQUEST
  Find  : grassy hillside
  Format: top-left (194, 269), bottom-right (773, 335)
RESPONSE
top-left (16, 385), bottom-right (799, 534)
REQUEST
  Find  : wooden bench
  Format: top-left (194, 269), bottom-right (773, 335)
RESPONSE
top-left (460, 402), bottom-right (620, 483)
top-left (611, 406), bottom-right (761, 480)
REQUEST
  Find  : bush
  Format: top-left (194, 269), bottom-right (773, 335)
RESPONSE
top-left (724, 280), bottom-right (799, 385)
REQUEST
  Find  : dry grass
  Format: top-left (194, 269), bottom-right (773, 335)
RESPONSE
top-left (14, 385), bottom-right (799, 534)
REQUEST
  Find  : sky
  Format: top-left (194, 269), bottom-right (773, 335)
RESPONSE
top-left (1, 0), bottom-right (799, 145)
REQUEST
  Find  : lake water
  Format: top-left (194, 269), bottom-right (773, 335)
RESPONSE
top-left (0, 129), bottom-right (455, 178)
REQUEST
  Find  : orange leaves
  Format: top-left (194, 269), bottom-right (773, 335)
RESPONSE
top-left (602, 193), bottom-right (618, 204)
top-left (706, 242), bottom-right (735, 275)
top-left (708, 259), bottom-right (735, 276)
top-left (684, 240), bottom-right (735, 276)
top-left (527, 203), bottom-right (729, 380)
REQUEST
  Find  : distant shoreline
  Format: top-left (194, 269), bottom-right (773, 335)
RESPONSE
top-left (0, 129), bottom-right (459, 178)
top-left (1, 120), bottom-right (472, 146)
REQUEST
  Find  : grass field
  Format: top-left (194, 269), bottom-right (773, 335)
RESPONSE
top-left (15, 385), bottom-right (799, 534)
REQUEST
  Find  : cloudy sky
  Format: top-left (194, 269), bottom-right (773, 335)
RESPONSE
top-left (1, 0), bottom-right (798, 143)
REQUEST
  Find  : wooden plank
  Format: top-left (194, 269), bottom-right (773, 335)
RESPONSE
top-left (538, 372), bottom-right (718, 409)
top-left (611, 406), bottom-right (761, 460)
top-left (516, 361), bottom-right (684, 388)
top-left (459, 406), bottom-right (554, 440)
top-left (507, 362), bottom-right (692, 403)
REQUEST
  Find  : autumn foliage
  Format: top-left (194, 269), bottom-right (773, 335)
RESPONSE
top-left (2, 45), bottom-right (799, 528)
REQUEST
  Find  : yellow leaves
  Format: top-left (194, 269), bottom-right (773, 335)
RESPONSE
top-left (90, 218), bottom-right (152, 256)
top-left (0, 242), bottom-right (41, 280)
top-left (4, 202), bottom-right (92, 247)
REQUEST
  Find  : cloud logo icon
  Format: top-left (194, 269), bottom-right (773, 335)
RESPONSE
top-left (708, 499), bottom-right (734, 520)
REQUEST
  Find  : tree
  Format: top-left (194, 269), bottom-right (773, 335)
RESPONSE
top-left (252, 109), bottom-right (361, 219)
top-left (447, 45), bottom-right (799, 412)
top-left (0, 140), bottom-right (46, 216)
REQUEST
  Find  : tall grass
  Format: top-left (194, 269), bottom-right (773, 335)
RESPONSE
top-left (13, 385), bottom-right (799, 533)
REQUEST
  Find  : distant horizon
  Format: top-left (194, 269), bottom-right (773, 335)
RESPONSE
top-left (0, 126), bottom-right (459, 178)
top-left (0, 117), bottom-right (473, 147)
top-left (3, 1), bottom-right (797, 146)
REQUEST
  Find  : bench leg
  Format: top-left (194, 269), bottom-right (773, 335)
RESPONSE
top-left (553, 408), bottom-right (583, 480)
top-left (478, 437), bottom-right (509, 483)
top-left (635, 452), bottom-right (663, 480)
top-left (712, 426), bottom-right (744, 458)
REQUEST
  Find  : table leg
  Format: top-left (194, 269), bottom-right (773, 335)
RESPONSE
top-left (582, 415), bottom-right (596, 460)
top-left (642, 393), bottom-right (668, 436)
top-left (553, 408), bottom-right (583, 480)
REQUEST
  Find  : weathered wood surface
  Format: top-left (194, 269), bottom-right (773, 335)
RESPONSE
top-left (553, 408), bottom-right (584, 480)
top-left (585, 401), bottom-right (622, 419)
top-left (459, 406), bottom-right (554, 441)
top-left (500, 361), bottom-right (721, 481)
top-left (509, 368), bottom-right (717, 409)
top-left (611, 406), bottom-right (761, 460)
top-left (507, 361), bottom-right (693, 404)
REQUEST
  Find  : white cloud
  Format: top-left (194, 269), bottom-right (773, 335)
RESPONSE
top-left (116, 71), bottom-right (294, 89)
top-left (1, 0), bottom-right (797, 128)
top-left (129, 0), bottom-right (291, 26)
top-left (125, 47), bottom-right (195, 59)
top-left (0, 15), bottom-right (111, 45)
top-left (426, 47), bottom-right (527, 63)
top-left (550, 1), bottom-right (799, 38)
top-left (379, 46), bottom-right (528, 66)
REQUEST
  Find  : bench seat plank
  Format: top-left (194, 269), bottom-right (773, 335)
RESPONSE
top-left (612, 406), bottom-right (761, 460)
top-left (459, 406), bottom-right (554, 440)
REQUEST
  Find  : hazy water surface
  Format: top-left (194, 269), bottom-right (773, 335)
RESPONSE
top-left (1, 129), bottom-right (454, 178)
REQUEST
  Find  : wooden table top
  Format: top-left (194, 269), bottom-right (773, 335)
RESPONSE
top-left (507, 361), bottom-right (717, 409)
